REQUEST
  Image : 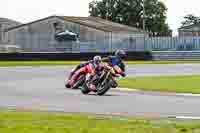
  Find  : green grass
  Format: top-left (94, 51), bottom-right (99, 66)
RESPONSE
top-left (119, 75), bottom-right (200, 94)
top-left (2, 60), bottom-right (200, 67)
top-left (0, 61), bottom-right (80, 66)
top-left (1, 111), bottom-right (200, 133)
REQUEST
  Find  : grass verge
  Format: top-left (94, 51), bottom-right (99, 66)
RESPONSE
top-left (0, 61), bottom-right (79, 67)
top-left (119, 75), bottom-right (200, 94)
top-left (1, 60), bottom-right (200, 67)
top-left (0, 111), bottom-right (200, 133)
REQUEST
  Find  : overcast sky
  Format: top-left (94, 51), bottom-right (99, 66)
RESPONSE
top-left (1, 0), bottom-right (200, 36)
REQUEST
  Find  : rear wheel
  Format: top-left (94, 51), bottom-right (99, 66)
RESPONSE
top-left (80, 85), bottom-right (90, 95)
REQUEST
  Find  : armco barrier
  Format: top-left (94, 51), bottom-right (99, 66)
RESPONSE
top-left (0, 52), bottom-right (153, 61)
top-left (2, 51), bottom-right (200, 61)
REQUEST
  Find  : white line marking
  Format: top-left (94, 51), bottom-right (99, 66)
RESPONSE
top-left (176, 93), bottom-right (200, 97)
top-left (117, 88), bottom-right (200, 97)
top-left (117, 88), bottom-right (139, 91)
top-left (175, 116), bottom-right (200, 120)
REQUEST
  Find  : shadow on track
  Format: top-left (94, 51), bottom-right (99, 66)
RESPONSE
top-left (64, 88), bottom-right (121, 97)
top-left (87, 93), bottom-right (119, 97)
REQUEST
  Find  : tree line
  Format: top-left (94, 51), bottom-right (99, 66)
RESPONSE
top-left (89, 0), bottom-right (171, 37)
top-left (89, 0), bottom-right (200, 37)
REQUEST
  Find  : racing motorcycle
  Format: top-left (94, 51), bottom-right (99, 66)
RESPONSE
top-left (80, 67), bottom-right (119, 96)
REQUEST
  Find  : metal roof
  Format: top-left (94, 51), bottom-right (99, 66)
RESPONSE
top-left (61, 16), bottom-right (146, 33)
top-left (5, 15), bottom-right (146, 33)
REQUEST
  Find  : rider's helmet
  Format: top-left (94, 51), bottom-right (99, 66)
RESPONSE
top-left (93, 55), bottom-right (102, 68)
top-left (115, 50), bottom-right (127, 60)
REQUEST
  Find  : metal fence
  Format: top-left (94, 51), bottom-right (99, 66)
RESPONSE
top-left (145, 37), bottom-right (200, 51)
top-left (4, 32), bottom-right (200, 53)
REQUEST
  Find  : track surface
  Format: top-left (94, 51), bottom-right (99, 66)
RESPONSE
top-left (1, 64), bottom-right (200, 117)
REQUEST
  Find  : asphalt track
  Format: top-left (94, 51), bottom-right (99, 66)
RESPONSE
top-left (1, 64), bottom-right (200, 118)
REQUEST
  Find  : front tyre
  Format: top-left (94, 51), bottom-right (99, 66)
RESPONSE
top-left (97, 81), bottom-right (111, 96)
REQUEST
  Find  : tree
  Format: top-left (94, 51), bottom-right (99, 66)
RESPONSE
top-left (89, 0), bottom-right (171, 36)
top-left (181, 14), bottom-right (200, 27)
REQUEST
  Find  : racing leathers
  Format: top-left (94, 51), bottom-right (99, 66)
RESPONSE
top-left (102, 56), bottom-right (126, 77)
top-left (88, 56), bottom-right (126, 91)
top-left (67, 60), bottom-right (93, 81)
top-left (68, 62), bottom-right (103, 89)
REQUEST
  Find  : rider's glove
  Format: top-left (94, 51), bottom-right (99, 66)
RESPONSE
top-left (114, 74), bottom-right (121, 77)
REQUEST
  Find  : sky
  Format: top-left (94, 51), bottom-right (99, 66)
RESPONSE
top-left (1, 0), bottom-right (200, 36)
top-left (162, 0), bottom-right (200, 35)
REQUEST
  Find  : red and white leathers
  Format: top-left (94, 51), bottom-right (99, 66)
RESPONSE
top-left (88, 63), bottom-right (124, 91)
top-left (68, 63), bottom-right (97, 89)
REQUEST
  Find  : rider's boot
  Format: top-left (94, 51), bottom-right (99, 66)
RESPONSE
top-left (65, 82), bottom-right (71, 88)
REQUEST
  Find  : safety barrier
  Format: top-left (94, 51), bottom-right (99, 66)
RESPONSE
top-left (0, 51), bottom-right (152, 61)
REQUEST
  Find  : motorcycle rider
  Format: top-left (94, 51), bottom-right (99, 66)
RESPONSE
top-left (66, 49), bottom-right (127, 89)
top-left (102, 49), bottom-right (127, 77)
top-left (67, 56), bottom-right (103, 89)
top-left (87, 50), bottom-right (127, 91)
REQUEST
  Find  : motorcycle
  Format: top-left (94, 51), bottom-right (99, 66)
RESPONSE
top-left (80, 67), bottom-right (119, 96)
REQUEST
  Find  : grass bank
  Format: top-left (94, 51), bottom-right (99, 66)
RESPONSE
top-left (119, 75), bottom-right (200, 94)
top-left (0, 111), bottom-right (200, 133)
top-left (1, 60), bottom-right (200, 67)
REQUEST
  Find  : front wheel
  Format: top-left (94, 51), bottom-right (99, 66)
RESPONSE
top-left (96, 81), bottom-right (111, 96)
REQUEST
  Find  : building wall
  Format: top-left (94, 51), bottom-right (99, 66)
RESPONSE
top-left (179, 25), bottom-right (200, 37)
top-left (79, 25), bottom-right (111, 52)
top-left (111, 31), bottom-right (145, 51)
top-left (6, 17), bottom-right (76, 52)
top-left (5, 17), bottom-right (145, 52)
top-left (179, 30), bottom-right (200, 37)
top-left (0, 19), bottom-right (21, 44)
